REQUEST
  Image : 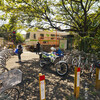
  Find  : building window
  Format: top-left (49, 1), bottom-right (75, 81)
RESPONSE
top-left (51, 34), bottom-right (55, 37)
top-left (40, 34), bottom-right (44, 39)
top-left (57, 35), bottom-right (59, 39)
top-left (40, 34), bottom-right (44, 37)
top-left (57, 35), bottom-right (59, 37)
top-left (51, 37), bottom-right (54, 40)
top-left (43, 41), bottom-right (48, 44)
top-left (33, 34), bottom-right (36, 39)
top-left (26, 32), bottom-right (30, 39)
top-left (51, 34), bottom-right (55, 39)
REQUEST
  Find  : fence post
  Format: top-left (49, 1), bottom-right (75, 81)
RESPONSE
top-left (39, 73), bottom-right (46, 100)
top-left (74, 67), bottom-right (80, 98)
top-left (95, 68), bottom-right (100, 90)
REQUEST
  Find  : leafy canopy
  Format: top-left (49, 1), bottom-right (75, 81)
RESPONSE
top-left (0, 0), bottom-right (100, 36)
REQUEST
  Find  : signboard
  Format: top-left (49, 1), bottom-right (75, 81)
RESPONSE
top-left (96, 68), bottom-right (100, 90)
top-left (39, 74), bottom-right (46, 100)
top-left (59, 40), bottom-right (67, 50)
top-left (40, 80), bottom-right (45, 99)
top-left (77, 68), bottom-right (80, 87)
top-left (74, 67), bottom-right (80, 98)
top-left (99, 69), bottom-right (100, 80)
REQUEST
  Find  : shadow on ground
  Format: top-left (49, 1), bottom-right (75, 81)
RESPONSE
top-left (14, 58), bottom-right (100, 100)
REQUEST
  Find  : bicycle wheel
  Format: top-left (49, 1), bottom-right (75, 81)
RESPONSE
top-left (56, 62), bottom-right (68, 76)
top-left (0, 88), bottom-right (20, 100)
top-left (39, 59), bottom-right (46, 67)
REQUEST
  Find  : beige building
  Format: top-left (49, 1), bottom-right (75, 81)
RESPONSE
top-left (25, 30), bottom-right (69, 48)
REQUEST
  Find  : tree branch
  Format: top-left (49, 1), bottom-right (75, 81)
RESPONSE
top-left (70, 0), bottom-right (81, 19)
top-left (62, 0), bottom-right (81, 28)
top-left (22, 0), bottom-right (43, 15)
top-left (51, 20), bottom-right (78, 30)
top-left (88, 13), bottom-right (100, 26)
top-left (80, 0), bottom-right (85, 11)
top-left (87, 1), bottom-right (96, 12)
top-left (85, 0), bottom-right (89, 10)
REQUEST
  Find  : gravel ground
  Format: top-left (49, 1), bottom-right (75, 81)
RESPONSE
top-left (6, 49), bottom-right (100, 100)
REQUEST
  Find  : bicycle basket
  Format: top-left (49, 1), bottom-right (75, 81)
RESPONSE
top-left (0, 69), bottom-right (22, 93)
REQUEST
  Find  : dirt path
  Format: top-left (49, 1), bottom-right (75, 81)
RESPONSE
top-left (6, 49), bottom-right (39, 70)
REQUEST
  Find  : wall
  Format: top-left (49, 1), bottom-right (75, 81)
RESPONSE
top-left (25, 30), bottom-right (69, 49)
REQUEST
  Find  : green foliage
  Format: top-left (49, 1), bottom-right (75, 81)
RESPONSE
top-left (0, 0), bottom-right (100, 52)
top-left (0, 24), bottom-right (11, 39)
top-left (16, 33), bottom-right (25, 44)
top-left (1, 0), bottom-right (99, 35)
top-left (74, 32), bottom-right (100, 53)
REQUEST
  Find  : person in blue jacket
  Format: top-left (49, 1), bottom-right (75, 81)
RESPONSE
top-left (56, 47), bottom-right (64, 57)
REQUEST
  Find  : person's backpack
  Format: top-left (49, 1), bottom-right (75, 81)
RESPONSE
top-left (14, 48), bottom-right (18, 54)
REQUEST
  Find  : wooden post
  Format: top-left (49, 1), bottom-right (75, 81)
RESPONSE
top-left (74, 67), bottom-right (80, 98)
top-left (95, 68), bottom-right (100, 90)
top-left (39, 73), bottom-right (46, 100)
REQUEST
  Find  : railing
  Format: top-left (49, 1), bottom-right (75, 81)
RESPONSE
top-left (38, 37), bottom-right (60, 46)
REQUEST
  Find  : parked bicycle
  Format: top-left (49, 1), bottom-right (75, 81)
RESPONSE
top-left (0, 48), bottom-right (22, 100)
top-left (0, 49), bottom-right (14, 75)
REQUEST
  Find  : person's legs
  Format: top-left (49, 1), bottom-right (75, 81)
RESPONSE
top-left (36, 48), bottom-right (39, 54)
top-left (36, 48), bottom-right (37, 54)
top-left (18, 53), bottom-right (21, 61)
top-left (37, 49), bottom-right (39, 54)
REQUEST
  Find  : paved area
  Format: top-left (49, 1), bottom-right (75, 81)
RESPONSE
top-left (6, 49), bottom-right (39, 70)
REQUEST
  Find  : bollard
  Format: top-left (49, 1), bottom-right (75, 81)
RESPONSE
top-left (74, 67), bottom-right (80, 98)
top-left (95, 68), bottom-right (100, 90)
top-left (39, 73), bottom-right (46, 100)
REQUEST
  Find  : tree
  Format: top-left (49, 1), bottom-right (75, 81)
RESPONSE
top-left (16, 33), bottom-right (25, 44)
top-left (0, 24), bottom-right (17, 40)
top-left (0, 0), bottom-right (100, 37)
top-left (0, 24), bottom-right (10, 39)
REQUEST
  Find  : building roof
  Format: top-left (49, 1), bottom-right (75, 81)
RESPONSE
top-left (61, 35), bottom-right (74, 38)
top-left (29, 30), bottom-right (69, 36)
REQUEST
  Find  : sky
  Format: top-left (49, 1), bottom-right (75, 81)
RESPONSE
top-left (17, 30), bottom-right (26, 34)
